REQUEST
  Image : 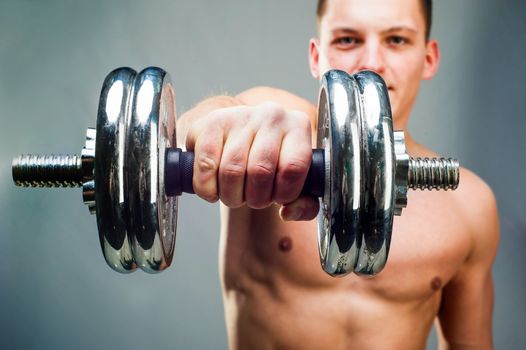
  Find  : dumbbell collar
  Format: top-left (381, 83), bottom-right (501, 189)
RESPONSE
top-left (81, 128), bottom-right (96, 214)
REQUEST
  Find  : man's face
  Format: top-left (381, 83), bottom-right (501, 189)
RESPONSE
top-left (309, 0), bottom-right (439, 126)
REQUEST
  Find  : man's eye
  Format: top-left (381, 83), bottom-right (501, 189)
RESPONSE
top-left (388, 36), bottom-right (408, 46)
top-left (335, 37), bottom-right (361, 46)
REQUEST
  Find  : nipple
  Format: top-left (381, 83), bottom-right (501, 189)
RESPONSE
top-left (430, 276), bottom-right (442, 291)
top-left (278, 237), bottom-right (293, 252)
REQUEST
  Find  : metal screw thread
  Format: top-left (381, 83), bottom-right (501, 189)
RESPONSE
top-left (12, 154), bottom-right (83, 188)
top-left (408, 157), bottom-right (459, 190)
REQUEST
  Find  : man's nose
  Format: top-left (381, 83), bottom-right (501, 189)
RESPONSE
top-left (357, 43), bottom-right (386, 74)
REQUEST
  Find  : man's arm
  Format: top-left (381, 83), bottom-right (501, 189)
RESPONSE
top-left (437, 170), bottom-right (500, 350)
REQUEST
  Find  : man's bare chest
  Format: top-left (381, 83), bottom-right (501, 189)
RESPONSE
top-left (371, 198), bottom-right (471, 301)
top-left (222, 192), bottom-right (471, 302)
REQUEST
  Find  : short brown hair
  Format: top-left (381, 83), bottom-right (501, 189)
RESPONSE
top-left (316, 0), bottom-right (433, 41)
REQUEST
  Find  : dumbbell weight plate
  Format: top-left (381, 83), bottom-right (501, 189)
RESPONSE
top-left (352, 71), bottom-right (395, 276)
top-left (95, 67), bottom-right (138, 273)
top-left (316, 70), bottom-right (395, 276)
top-left (316, 70), bottom-right (362, 276)
top-left (126, 67), bottom-right (178, 273)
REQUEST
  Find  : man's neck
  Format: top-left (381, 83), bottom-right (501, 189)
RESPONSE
top-left (393, 118), bottom-right (426, 156)
top-left (402, 131), bottom-right (439, 158)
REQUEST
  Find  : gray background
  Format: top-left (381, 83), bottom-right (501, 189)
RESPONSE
top-left (0, 0), bottom-right (525, 349)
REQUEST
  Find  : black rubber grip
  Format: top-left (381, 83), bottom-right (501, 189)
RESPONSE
top-left (165, 148), bottom-right (325, 197)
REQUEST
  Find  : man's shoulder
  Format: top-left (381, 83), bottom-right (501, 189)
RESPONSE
top-left (413, 142), bottom-right (498, 235)
top-left (452, 167), bottom-right (499, 263)
top-left (236, 86), bottom-right (316, 117)
top-left (454, 167), bottom-right (497, 224)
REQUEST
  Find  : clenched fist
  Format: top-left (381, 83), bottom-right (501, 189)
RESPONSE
top-left (185, 102), bottom-right (319, 220)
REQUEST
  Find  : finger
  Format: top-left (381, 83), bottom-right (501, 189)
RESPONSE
top-left (244, 125), bottom-right (284, 209)
top-left (219, 125), bottom-right (255, 208)
top-left (273, 111), bottom-right (312, 204)
top-left (185, 117), bottom-right (206, 152)
top-left (192, 125), bottom-right (224, 202)
top-left (279, 196), bottom-right (320, 221)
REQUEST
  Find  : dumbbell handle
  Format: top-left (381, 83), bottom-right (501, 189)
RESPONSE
top-left (12, 148), bottom-right (458, 194)
top-left (164, 148), bottom-right (326, 197)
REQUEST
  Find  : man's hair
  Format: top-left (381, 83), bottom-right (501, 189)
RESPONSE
top-left (316, 0), bottom-right (433, 41)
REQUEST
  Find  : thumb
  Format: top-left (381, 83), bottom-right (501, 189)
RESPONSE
top-left (279, 196), bottom-right (319, 221)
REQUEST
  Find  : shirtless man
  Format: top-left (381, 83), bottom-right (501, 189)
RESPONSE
top-left (178, 0), bottom-right (500, 349)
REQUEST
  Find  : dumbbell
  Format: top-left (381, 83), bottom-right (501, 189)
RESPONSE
top-left (12, 67), bottom-right (459, 276)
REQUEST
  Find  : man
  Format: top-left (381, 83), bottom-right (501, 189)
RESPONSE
top-left (178, 0), bottom-right (499, 349)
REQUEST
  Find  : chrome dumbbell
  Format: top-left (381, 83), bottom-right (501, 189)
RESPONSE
top-left (12, 67), bottom-right (459, 276)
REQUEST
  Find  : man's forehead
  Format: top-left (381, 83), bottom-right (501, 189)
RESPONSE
top-left (320, 0), bottom-right (424, 33)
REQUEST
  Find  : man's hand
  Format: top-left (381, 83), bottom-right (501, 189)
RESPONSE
top-left (184, 102), bottom-right (319, 221)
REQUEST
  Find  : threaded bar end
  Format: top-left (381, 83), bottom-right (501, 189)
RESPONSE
top-left (12, 154), bottom-right (83, 188)
top-left (408, 157), bottom-right (459, 190)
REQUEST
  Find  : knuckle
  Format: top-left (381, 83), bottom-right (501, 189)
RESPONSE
top-left (207, 109), bottom-right (225, 121)
top-left (293, 111), bottom-right (311, 130)
top-left (261, 102), bottom-right (286, 124)
top-left (206, 110), bottom-right (229, 129)
top-left (280, 157), bottom-right (310, 181)
top-left (217, 106), bottom-right (250, 128)
top-left (245, 162), bottom-right (275, 209)
top-left (261, 101), bottom-right (283, 113)
top-left (196, 137), bottom-right (221, 162)
top-left (196, 154), bottom-right (218, 173)
top-left (247, 162), bottom-right (275, 183)
top-left (220, 163), bottom-right (246, 182)
top-left (274, 160), bottom-right (309, 205)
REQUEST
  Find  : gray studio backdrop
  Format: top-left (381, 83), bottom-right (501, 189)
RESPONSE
top-left (1, 1), bottom-right (525, 349)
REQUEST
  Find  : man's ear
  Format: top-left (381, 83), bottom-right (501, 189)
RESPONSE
top-left (309, 38), bottom-right (321, 79)
top-left (422, 39), bottom-right (440, 80)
